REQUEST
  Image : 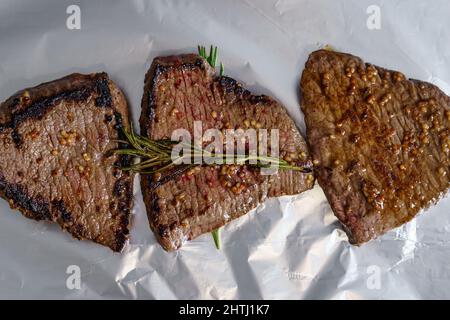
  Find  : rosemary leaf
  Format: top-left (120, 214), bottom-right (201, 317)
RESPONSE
top-left (198, 44), bottom-right (223, 75)
top-left (211, 228), bottom-right (221, 250)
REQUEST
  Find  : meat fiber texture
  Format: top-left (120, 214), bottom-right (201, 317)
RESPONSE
top-left (0, 73), bottom-right (133, 252)
top-left (140, 54), bottom-right (314, 251)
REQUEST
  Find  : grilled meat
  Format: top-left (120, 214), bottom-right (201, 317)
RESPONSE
top-left (140, 54), bottom-right (314, 251)
top-left (0, 73), bottom-right (133, 252)
top-left (300, 49), bottom-right (450, 244)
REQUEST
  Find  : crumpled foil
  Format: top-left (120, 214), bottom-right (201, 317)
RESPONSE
top-left (0, 0), bottom-right (449, 299)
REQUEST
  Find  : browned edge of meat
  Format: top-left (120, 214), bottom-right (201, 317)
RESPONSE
top-left (0, 73), bottom-right (133, 252)
top-left (300, 49), bottom-right (450, 245)
top-left (141, 54), bottom-right (314, 251)
top-left (141, 55), bottom-right (206, 190)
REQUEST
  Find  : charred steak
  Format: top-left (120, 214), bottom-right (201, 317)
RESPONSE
top-left (0, 73), bottom-right (133, 252)
top-left (300, 49), bottom-right (450, 245)
top-left (141, 54), bottom-right (314, 251)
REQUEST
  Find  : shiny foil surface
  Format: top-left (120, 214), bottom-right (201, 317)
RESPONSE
top-left (0, 0), bottom-right (449, 299)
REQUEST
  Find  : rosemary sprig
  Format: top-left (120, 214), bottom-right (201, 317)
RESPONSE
top-left (115, 126), bottom-right (310, 174)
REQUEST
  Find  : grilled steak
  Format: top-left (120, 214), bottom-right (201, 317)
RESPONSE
top-left (140, 54), bottom-right (314, 251)
top-left (300, 49), bottom-right (450, 245)
top-left (0, 73), bottom-right (133, 252)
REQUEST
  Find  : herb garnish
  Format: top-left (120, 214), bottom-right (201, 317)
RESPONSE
top-left (198, 45), bottom-right (224, 76)
top-left (211, 228), bottom-right (221, 250)
top-left (114, 126), bottom-right (310, 174)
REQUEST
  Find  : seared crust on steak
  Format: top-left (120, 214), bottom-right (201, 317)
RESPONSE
top-left (0, 73), bottom-right (133, 252)
top-left (141, 54), bottom-right (314, 251)
top-left (300, 50), bottom-right (450, 244)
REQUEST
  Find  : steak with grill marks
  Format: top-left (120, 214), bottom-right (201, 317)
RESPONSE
top-left (0, 73), bottom-right (133, 252)
top-left (140, 54), bottom-right (314, 251)
top-left (300, 49), bottom-right (450, 245)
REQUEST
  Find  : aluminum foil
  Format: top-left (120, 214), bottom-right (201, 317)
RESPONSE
top-left (0, 0), bottom-right (449, 299)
